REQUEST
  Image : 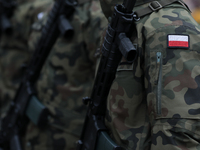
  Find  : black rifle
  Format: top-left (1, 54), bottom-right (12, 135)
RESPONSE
top-left (0, 0), bottom-right (17, 35)
top-left (77, 0), bottom-right (137, 149)
top-left (0, 0), bottom-right (77, 149)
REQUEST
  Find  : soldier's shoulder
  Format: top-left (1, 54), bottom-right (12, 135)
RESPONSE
top-left (140, 4), bottom-right (200, 36)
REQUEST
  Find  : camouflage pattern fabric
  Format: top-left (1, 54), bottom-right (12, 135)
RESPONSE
top-left (101, 0), bottom-right (200, 149)
top-left (0, 0), bottom-right (53, 119)
top-left (24, 0), bottom-right (107, 150)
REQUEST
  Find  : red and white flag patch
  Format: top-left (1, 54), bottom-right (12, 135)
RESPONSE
top-left (168, 35), bottom-right (189, 49)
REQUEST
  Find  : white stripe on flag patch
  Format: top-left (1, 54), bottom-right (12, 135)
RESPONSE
top-left (168, 35), bottom-right (188, 41)
top-left (168, 35), bottom-right (189, 48)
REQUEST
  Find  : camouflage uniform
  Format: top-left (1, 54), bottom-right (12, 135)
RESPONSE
top-left (24, 0), bottom-right (107, 150)
top-left (101, 0), bottom-right (200, 149)
top-left (0, 0), bottom-right (53, 119)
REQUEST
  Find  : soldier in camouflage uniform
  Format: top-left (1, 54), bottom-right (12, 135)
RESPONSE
top-left (100, 0), bottom-right (200, 149)
top-left (0, 0), bottom-right (53, 119)
top-left (23, 0), bottom-right (107, 149)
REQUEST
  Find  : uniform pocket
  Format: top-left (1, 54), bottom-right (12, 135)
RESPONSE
top-left (148, 51), bottom-right (164, 117)
top-left (155, 52), bottom-right (163, 116)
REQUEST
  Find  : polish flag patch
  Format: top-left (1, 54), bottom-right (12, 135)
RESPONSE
top-left (168, 35), bottom-right (189, 49)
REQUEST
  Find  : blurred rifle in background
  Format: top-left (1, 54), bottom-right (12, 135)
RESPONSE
top-left (0, 0), bottom-right (17, 36)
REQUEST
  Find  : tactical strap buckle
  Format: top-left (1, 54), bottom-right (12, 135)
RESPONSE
top-left (135, 0), bottom-right (180, 19)
top-left (149, 1), bottom-right (162, 11)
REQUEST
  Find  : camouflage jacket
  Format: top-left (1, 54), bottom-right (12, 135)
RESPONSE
top-left (103, 0), bottom-right (200, 149)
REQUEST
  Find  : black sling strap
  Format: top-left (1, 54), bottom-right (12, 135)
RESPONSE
top-left (135, 0), bottom-right (190, 19)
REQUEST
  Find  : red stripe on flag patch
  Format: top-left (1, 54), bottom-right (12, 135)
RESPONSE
top-left (168, 35), bottom-right (189, 49)
top-left (168, 41), bottom-right (189, 47)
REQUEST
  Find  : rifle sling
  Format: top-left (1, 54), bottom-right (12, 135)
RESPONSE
top-left (135, 0), bottom-right (189, 19)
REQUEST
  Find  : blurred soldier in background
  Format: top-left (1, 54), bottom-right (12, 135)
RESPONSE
top-left (23, 0), bottom-right (107, 150)
top-left (0, 0), bottom-right (107, 149)
top-left (0, 0), bottom-right (53, 119)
